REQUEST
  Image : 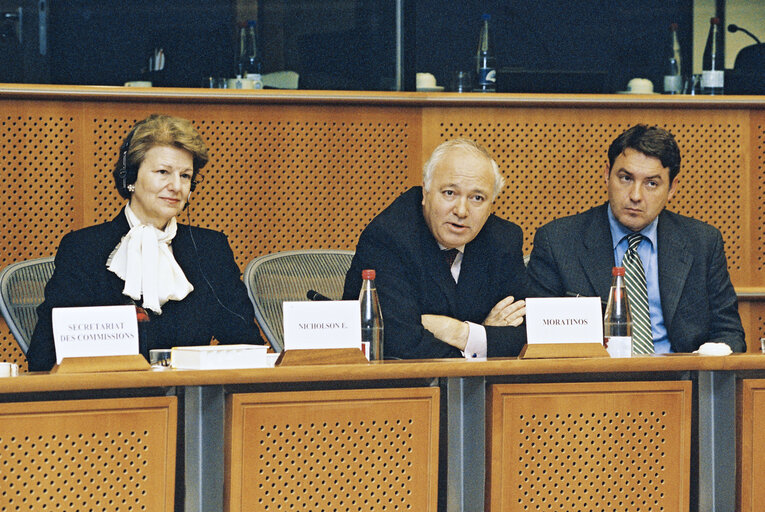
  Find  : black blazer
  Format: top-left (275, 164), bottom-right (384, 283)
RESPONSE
top-left (27, 211), bottom-right (263, 371)
top-left (343, 187), bottom-right (528, 359)
top-left (526, 203), bottom-right (745, 353)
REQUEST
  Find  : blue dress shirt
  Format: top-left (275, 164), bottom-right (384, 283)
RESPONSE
top-left (607, 206), bottom-right (671, 354)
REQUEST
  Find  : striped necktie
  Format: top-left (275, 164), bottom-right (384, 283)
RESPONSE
top-left (622, 233), bottom-right (653, 354)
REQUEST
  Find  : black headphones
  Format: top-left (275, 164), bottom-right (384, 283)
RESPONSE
top-left (113, 121), bottom-right (198, 199)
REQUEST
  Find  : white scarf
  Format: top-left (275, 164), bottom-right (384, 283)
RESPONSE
top-left (107, 204), bottom-right (194, 314)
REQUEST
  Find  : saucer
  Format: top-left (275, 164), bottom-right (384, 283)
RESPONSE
top-left (416, 86), bottom-right (445, 92)
top-left (616, 90), bottom-right (659, 95)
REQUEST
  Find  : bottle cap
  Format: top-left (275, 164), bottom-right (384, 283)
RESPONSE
top-left (711, 17), bottom-right (720, 24)
top-left (670, 22), bottom-right (678, 31)
top-left (612, 266), bottom-right (626, 276)
top-left (482, 13), bottom-right (491, 21)
top-left (362, 269), bottom-right (376, 280)
top-left (248, 19), bottom-right (256, 27)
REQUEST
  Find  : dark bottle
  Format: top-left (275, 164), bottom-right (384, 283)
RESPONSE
top-left (474, 14), bottom-right (496, 92)
top-left (603, 267), bottom-right (632, 356)
top-left (701, 17), bottom-right (724, 95)
top-left (663, 23), bottom-right (682, 94)
top-left (359, 269), bottom-right (383, 361)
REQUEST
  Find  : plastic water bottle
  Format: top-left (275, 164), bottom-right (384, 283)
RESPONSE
top-left (359, 269), bottom-right (383, 361)
top-left (663, 23), bottom-right (682, 94)
top-left (603, 266), bottom-right (632, 357)
top-left (474, 14), bottom-right (496, 92)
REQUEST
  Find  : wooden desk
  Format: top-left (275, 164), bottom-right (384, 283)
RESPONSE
top-left (2, 354), bottom-right (765, 511)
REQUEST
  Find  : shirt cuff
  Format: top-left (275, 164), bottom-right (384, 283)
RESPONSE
top-left (462, 321), bottom-right (487, 359)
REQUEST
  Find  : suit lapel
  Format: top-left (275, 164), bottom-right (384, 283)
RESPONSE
top-left (418, 221), bottom-right (458, 310)
top-left (579, 205), bottom-right (615, 299)
top-left (657, 211), bottom-right (692, 330)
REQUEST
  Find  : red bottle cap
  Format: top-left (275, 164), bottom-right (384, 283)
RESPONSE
top-left (362, 269), bottom-right (376, 280)
top-left (612, 266), bottom-right (626, 276)
top-left (711, 17), bottom-right (720, 24)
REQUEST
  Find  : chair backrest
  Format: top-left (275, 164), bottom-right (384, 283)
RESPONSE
top-left (0, 257), bottom-right (55, 355)
top-left (244, 250), bottom-right (354, 352)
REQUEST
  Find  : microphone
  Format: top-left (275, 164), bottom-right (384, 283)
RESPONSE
top-left (306, 290), bottom-right (331, 301)
top-left (566, 291), bottom-right (608, 306)
top-left (728, 24), bottom-right (761, 44)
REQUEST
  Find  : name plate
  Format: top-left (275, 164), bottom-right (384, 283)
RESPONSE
top-left (283, 300), bottom-right (361, 350)
top-left (525, 297), bottom-right (603, 344)
top-left (52, 305), bottom-right (139, 364)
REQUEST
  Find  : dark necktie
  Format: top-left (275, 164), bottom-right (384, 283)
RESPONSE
top-left (622, 233), bottom-right (654, 354)
top-left (443, 248), bottom-right (459, 268)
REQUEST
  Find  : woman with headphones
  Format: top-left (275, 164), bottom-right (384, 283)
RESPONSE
top-left (27, 114), bottom-right (263, 371)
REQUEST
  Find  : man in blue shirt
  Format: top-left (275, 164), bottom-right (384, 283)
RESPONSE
top-left (526, 124), bottom-right (745, 353)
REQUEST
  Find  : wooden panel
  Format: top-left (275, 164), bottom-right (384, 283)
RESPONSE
top-left (739, 301), bottom-right (765, 353)
top-left (737, 379), bottom-right (765, 511)
top-left (0, 395), bottom-right (177, 511)
top-left (0, 91), bottom-right (761, 366)
top-left (753, 111), bottom-right (765, 282)
top-left (422, 107), bottom-right (750, 282)
top-left (487, 381), bottom-right (692, 512)
top-left (225, 387), bottom-right (439, 512)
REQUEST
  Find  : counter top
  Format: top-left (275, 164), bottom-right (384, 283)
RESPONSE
top-left (2, 353), bottom-right (765, 394)
top-left (1, 83), bottom-right (764, 108)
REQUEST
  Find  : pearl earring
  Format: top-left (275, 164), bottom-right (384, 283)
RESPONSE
top-left (127, 184), bottom-right (136, 193)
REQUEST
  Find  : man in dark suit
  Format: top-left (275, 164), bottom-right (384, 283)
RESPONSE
top-left (343, 139), bottom-right (527, 359)
top-left (527, 124), bottom-right (745, 353)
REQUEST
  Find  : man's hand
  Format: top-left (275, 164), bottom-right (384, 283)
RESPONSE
top-left (421, 314), bottom-right (469, 351)
top-left (483, 296), bottom-right (526, 327)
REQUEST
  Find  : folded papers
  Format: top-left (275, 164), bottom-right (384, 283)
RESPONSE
top-left (171, 344), bottom-right (267, 370)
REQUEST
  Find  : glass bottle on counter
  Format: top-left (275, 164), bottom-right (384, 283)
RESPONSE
top-left (359, 269), bottom-right (384, 361)
top-left (244, 20), bottom-right (263, 88)
top-left (663, 23), bottom-right (682, 94)
top-left (474, 14), bottom-right (496, 92)
top-left (701, 17), bottom-right (724, 95)
top-left (603, 266), bottom-right (632, 357)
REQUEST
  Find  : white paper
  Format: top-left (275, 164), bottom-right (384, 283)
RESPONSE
top-left (283, 300), bottom-right (361, 350)
top-left (52, 305), bottom-right (139, 364)
top-left (525, 297), bottom-right (603, 344)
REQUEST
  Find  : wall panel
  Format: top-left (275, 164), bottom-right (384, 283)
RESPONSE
top-left (0, 90), bottom-right (761, 365)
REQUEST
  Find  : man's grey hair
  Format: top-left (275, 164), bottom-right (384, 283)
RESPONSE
top-left (422, 139), bottom-right (505, 199)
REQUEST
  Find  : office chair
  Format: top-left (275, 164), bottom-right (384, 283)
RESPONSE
top-left (0, 257), bottom-right (55, 355)
top-left (244, 249), bottom-right (354, 352)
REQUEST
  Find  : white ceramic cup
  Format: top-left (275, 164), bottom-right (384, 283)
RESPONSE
top-left (0, 362), bottom-right (19, 377)
top-left (124, 81), bottom-right (153, 87)
top-left (627, 78), bottom-right (654, 94)
top-left (227, 77), bottom-right (255, 89)
top-left (416, 72), bottom-right (437, 89)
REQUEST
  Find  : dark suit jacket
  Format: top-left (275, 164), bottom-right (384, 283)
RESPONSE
top-left (27, 211), bottom-right (263, 371)
top-left (526, 203), bottom-right (745, 353)
top-left (343, 187), bottom-right (527, 359)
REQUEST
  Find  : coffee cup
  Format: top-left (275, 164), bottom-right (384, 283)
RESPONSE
top-left (227, 77), bottom-right (255, 90)
top-left (416, 72), bottom-right (437, 89)
top-left (627, 78), bottom-right (654, 94)
top-left (0, 362), bottom-right (19, 377)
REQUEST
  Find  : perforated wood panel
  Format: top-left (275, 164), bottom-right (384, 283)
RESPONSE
top-left (0, 111), bottom-right (79, 369)
top-left (85, 107), bottom-right (418, 270)
top-left (424, 108), bottom-right (749, 278)
top-left (736, 379), bottom-right (765, 511)
top-left (0, 95), bottom-right (762, 366)
top-left (0, 395), bottom-right (177, 511)
top-left (487, 381), bottom-right (691, 512)
top-left (225, 387), bottom-right (439, 512)
top-left (755, 113), bottom-right (765, 279)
